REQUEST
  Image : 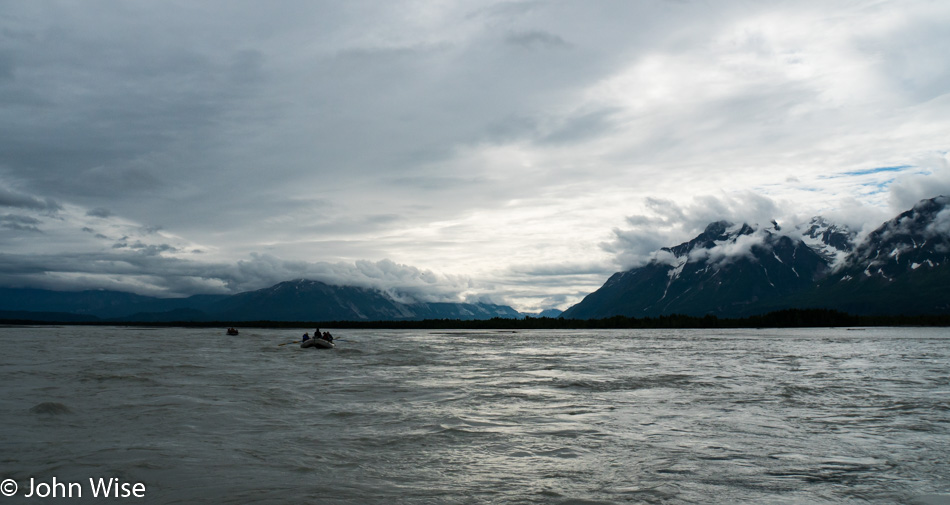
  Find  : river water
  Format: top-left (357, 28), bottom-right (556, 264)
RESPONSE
top-left (1, 326), bottom-right (949, 504)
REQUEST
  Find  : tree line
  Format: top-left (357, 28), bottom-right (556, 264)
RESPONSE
top-left (3, 308), bottom-right (948, 329)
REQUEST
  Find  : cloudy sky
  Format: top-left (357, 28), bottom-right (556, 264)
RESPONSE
top-left (2, 0), bottom-right (949, 312)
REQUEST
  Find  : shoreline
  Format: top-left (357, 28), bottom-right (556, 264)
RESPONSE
top-left (2, 308), bottom-right (949, 330)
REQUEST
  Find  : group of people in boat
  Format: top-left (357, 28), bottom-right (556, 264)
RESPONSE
top-left (301, 328), bottom-right (333, 343)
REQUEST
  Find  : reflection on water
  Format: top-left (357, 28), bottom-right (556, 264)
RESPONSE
top-left (1, 326), bottom-right (949, 504)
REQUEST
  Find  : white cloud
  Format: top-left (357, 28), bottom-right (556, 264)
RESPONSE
top-left (604, 192), bottom-right (791, 269)
top-left (689, 229), bottom-right (770, 268)
top-left (888, 153), bottom-right (950, 213)
top-left (926, 206), bottom-right (950, 239)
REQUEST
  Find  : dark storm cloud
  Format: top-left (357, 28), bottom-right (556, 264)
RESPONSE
top-left (0, 250), bottom-right (226, 295)
top-left (80, 226), bottom-right (109, 240)
top-left (0, 186), bottom-right (61, 211)
top-left (0, 2), bottom-right (270, 213)
top-left (86, 207), bottom-right (113, 218)
top-left (116, 241), bottom-right (180, 256)
top-left (140, 225), bottom-right (164, 235)
top-left (0, 214), bottom-right (42, 232)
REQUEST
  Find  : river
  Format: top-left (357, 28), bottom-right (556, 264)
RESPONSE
top-left (1, 326), bottom-right (948, 504)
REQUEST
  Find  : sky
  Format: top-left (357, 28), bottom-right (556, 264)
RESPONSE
top-left (1, 0), bottom-right (949, 312)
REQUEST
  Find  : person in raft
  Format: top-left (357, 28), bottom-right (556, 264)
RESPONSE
top-left (323, 331), bottom-right (333, 343)
top-left (301, 332), bottom-right (310, 342)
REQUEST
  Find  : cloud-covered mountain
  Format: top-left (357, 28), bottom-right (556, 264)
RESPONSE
top-left (207, 279), bottom-right (522, 321)
top-left (562, 221), bottom-right (833, 318)
top-left (563, 196), bottom-right (950, 318)
top-left (799, 195), bottom-right (950, 315)
top-left (0, 279), bottom-right (522, 322)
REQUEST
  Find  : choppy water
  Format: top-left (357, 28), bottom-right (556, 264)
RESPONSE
top-left (1, 326), bottom-right (950, 504)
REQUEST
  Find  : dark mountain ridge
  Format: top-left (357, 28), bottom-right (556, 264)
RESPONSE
top-left (0, 279), bottom-right (522, 322)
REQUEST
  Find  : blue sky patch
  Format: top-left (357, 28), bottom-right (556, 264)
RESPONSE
top-left (842, 165), bottom-right (911, 177)
top-left (862, 180), bottom-right (892, 192)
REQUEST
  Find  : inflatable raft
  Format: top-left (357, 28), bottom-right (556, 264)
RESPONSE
top-left (301, 338), bottom-right (334, 349)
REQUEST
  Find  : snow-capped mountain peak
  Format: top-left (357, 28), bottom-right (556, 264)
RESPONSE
top-left (796, 216), bottom-right (856, 269)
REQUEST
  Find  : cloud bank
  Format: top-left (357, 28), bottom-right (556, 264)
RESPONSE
top-left (1, 1), bottom-right (949, 311)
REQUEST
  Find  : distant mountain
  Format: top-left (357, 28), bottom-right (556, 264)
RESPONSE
top-left (520, 308), bottom-right (564, 318)
top-left (563, 196), bottom-right (950, 319)
top-left (204, 279), bottom-right (522, 321)
top-left (0, 279), bottom-right (522, 322)
top-left (0, 287), bottom-right (212, 319)
top-left (0, 310), bottom-right (100, 323)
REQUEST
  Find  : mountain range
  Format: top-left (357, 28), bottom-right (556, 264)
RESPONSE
top-left (562, 195), bottom-right (950, 319)
top-left (0, 279), bottom-right (523, 322)
top-left (2, 196), bottom-right (947, 323)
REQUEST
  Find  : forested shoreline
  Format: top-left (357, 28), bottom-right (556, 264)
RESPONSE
top-left (3, 309), bottom-right (949, 330)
